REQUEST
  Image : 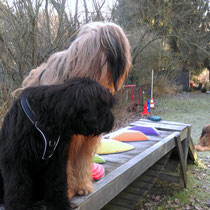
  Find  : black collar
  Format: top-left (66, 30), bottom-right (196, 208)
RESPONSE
top-left (21, 96), bottom-right (60, 160)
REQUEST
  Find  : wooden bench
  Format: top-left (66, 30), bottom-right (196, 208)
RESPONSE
top-left (72, 119), bottom-right (194, 210)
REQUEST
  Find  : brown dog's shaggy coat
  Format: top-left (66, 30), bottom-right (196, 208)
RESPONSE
top-left (195, 124), bottom-right (210, 151)
top-left (13, 22), bottom-right (132, 199)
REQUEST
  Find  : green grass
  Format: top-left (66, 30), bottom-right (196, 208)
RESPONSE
top-left (152, 92), bottom-right (209, 143)
top-left (154, 163), bottom-right (210, 210)
top-left (136, 92), bottom-right (210, 210)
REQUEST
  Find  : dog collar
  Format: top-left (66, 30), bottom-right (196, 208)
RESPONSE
top-left (21, 96), bottom-right (60, 160)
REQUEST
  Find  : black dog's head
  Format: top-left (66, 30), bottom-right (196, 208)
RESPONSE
top-left (22, 77), bottom-right (115, 138)
top-left (59, 77), bottom-right (115, 136)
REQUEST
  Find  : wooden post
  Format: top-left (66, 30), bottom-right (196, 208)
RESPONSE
top-left (131, 87), bottom-right (134, 111)
top-left (182, 126), bottom-right (191, 165)
top-left (188, 137), bottom-right (197, 162)
top-left (138, 87), bottom-right (141, 105)
top-left (124, 85), bottom-right (136, 111)
top-left (175, 135), bottom-right (187, 188)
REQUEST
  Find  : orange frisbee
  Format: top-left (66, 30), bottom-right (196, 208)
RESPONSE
top-left (112, 131), bottom-right (149, 142)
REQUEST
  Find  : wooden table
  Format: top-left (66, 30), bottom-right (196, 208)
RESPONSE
top-left (72, 119), bottom-right (192, 210)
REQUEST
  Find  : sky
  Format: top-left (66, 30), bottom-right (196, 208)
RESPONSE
top-left (3, 0), bottom-right (117, 21)
top-left (66, 0), bottom-right (116, 16)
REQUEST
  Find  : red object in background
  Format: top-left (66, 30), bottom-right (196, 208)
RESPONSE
top-left (142, 101), bottom-right (149, 115)
top-left (190, 81), bottom-right (196, 88)
top-left (124, 85), bottom-right (136, 88)
top-left (138, 87), bottom-right (141, 105)
top-left (124, 85), bottom-right (136, 111)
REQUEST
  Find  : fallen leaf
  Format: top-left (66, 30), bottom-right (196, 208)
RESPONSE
top-left (205, 200), bottom-right (210, 207)
top-left (185, 204), bottom-right (191, 209)
top-left (190, 197), bottom-right (195, 203)
top-left (194, 198), bottom-right (199, 203)
top-left (165, 204), bottom-right (170, 208)
top-left (144, 202), bottom-right (153, 207)
top-left (168, 200), bottom-right (172, 204)
top-left (194, 206), bottom-right (202, 210)
top-left (155, 195), bottom-right (161, 202)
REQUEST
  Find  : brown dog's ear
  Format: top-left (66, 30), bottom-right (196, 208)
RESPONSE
top-left (106, 35), bottom-right (126, 91)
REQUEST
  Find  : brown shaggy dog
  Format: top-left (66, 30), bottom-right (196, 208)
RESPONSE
top-left (195, 124), bottom-right (210, 151)
top-left (14, 22), bottom-right (132, 200)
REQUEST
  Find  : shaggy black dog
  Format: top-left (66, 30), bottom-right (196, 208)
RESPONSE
top-left (0, 77), bottom-right (115, 210)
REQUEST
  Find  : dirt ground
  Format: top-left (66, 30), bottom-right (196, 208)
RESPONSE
top-left (113, 91), bottom-right (210, 210)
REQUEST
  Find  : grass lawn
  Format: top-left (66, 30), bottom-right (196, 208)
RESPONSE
top-left (135, 91), bottom-right (210, 210)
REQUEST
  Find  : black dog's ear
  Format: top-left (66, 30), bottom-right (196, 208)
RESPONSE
top-left (93, 93), bottom-right (115, 134)
top-left (82, 91), bottom-right (115, 136)
top-left (62, 78), bottom-right (115, 136)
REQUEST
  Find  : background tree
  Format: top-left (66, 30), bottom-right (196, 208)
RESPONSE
top-left (115, 0), bottom-right (210, 89)
top-left (0, 0), bottom-right (209, 104)
top-left (0, 0), bottom-right (80, 102)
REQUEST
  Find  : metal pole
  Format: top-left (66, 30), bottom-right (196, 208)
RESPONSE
top-left (151, 69), bottom-right (154, 99)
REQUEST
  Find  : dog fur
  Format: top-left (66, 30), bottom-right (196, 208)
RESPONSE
top-left (13, 22), bottom-right (132, 199)
top-left (195, 124), bottom-right (210, 151)
top-left (0, 77), bottom-right (115, 210)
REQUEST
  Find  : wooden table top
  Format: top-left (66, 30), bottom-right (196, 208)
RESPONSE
top-left (72, 119), bottom-right (191, 210)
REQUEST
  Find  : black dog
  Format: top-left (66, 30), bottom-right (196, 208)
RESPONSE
top-left (0, 77), bottom-right (115, 210)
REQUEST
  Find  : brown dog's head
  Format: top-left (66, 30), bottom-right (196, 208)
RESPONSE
top-left (199, 124), bottom-right (210, 147)
top-left (20, 22), bottom-right (132, 95)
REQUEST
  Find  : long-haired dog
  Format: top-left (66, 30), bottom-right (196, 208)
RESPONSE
top-left (195, 124), bottom-right (210, 151)
top-left (0, 77), bottom-right (114, 210)
top-left (13, 22), bottom-right (132, 199)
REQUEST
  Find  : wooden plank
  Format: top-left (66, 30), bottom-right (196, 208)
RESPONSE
top-left (103, 126), bottom-right (172, 140)
top-left (72, 132), bottom-right (180, 210)
top-left (139, 119), bottom-right (191, 127)
top-left (179, 127), bottom-right (189, 142)
top-left (107, 191), bottom-right (144, 209)
top-left (102, 204), bottom-right (130, 210)
top-left (132, 175), bottom-right (157, 185)
top-left (116, 191), bottom-right (144, 202)
top-left (103, 194), bottom-right (135, 209)
top-left (138, 119), bottom-right (192, 138)
top-left (188, 137), bottom-right (197, 162)
top-left (158, 173), bottom-right (180, 183)
top-left (130, 121), bottom-right (187, 132)
top-left (162, 158), bottom-right (180, 172)
top-left (101, 140), bottom-right (163, 175)
top-left (175, 136), bottom-right (187, 188)
top-left (182, 126), bottom-right (191, 164)
top-left (103, 152), bottom-right (171, 210)
top-left (126, 184), bottom-right (153, 194)
top-left (130, 121), bottom-right (189, 142)
top-left (131, 119), bottom-right (187, 128)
